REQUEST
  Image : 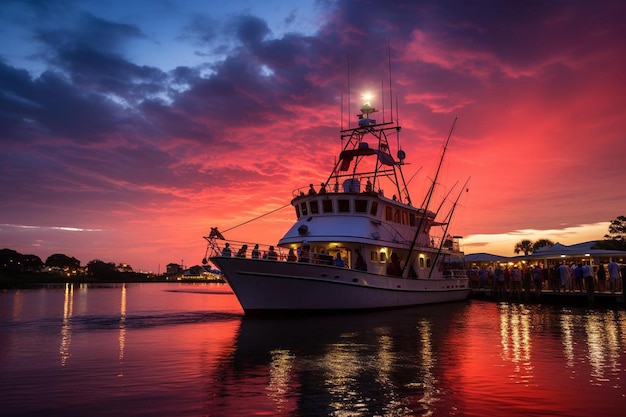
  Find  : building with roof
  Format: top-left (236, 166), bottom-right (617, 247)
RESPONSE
top-left (465, 241), bottom-right (626, 268)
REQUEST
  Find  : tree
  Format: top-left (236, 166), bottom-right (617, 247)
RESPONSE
top-left (513, 239), bottom-right (534, 255)
top-left (46, 253), bottom-right (81, 269)
top-left (0, 249), bottom-right (44, 273)
top-left (21, 254), bottom-right (44, 272)
top-left (605, 215), bottom-right (626, 241)
top-left (86, 259), bottom-right (118, 279)
top-left (532, 239), bottom-right (554, 252)
top-left (595, 215), bottom-right (626, 250)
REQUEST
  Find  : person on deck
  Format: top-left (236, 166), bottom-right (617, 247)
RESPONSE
top-left (333, 253), bottom-right (345, 267)
top-left (308, 184), bottom-right (317, 195)
top-left (221, 243), bottom-right (232, 257)
top-left (354, 249), bottom-right (367, 271)
top-left (386, 253), bottom-right (401, 276)
top-left (267, 246), bottom-right (278, 260)
top-left (235, 244), bottom-right (247, 258)
top-left (287, 248), bottom-right (297, 262)
top-left (299, 241), bottom-right (310, 263)
top-left (251, 244), bottom-right (260, 259)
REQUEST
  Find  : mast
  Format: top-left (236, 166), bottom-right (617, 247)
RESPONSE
top-left (401, 118), bottom-right (457, 277)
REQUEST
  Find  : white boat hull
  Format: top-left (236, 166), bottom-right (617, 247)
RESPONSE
top-left (211, 256), bottom-right (470, 314)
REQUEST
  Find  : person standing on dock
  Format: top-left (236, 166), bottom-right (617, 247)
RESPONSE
top-left (494, 265), bottom-right (505, 298)
top-left (558, 263), bottom-right (569, 293)
top-left (510, 265), bottom-right (522, 299)
top-left (608, 261), bottom-right (620, 294)
top-left (597, 263), bottom-right (606, 292)
top-left (583, 263), bottom-right (594, 301)
top-left (574, 264), bottom-right (584, 292)
top-left (479, 266), bottom-right (488, 289)
top-left (532, 264), bottom-right (543, 294)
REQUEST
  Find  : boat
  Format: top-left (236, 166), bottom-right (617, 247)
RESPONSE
top-left (204, 96), bottom-right (470, 314)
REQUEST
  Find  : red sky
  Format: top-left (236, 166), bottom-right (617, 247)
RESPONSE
top-left (1, 0), bottom-right (625, 272)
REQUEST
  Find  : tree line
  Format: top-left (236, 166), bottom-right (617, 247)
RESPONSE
top-left (0, 248), bottom-right (146, 281)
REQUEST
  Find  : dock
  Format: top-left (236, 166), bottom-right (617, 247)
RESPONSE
top-left (470, 288), bottom-right (625, 308)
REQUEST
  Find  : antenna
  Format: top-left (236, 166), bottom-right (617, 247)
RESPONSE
top-left (347, 52), bottom-right (351, 129)
top-left (388, 40), bottom-right (393, 122)
top-left (341, 92), bottom-right (343, 131)
top-left (421, 118), bottom-right (457, 207)
top-left (381, 78), bottom-right (385, 123)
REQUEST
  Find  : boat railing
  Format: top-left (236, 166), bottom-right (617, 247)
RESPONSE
top-left (212, 240), bottom-right (341, 265)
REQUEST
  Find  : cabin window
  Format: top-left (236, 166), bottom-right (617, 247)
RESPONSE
top-left (380, 252), bottom-right (387, 262)
top-left (409, 213), bottom-right (416, 226)
top-left (370, 251), bottom-right (378, 262)
top-left (310, 200), bottom-right (319, 214)
top-left (370, 201), bottom-right (378, 216)
top-left (419, 257), bottom-right (425, 267)
top-left (295, 205), bottom-right (301, 218)
top-left (426, 258), bottom-right (431, 268)
top-left (322, 199), bottom-right (333, 213)
top-left (402, 211), bottom-right (409, 225)
top-left (393, 209), bottom-right (400, 223)
top-left (355, 199), bottom-right (368, 213)
top-left (385, 206), bottom-right (393, 221)
top-left (338, 199), bottom-right (350, 213)
top-left (300, 202), bottom-right (308, 216)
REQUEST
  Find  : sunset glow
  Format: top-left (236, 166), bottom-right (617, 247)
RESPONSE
top-left (1, 1), bottom-right (624, 271)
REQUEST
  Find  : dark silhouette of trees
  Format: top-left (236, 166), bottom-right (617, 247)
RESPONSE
top-left (532, 239), bottom-right (554, 252)
top-left (514, 238), bottom-right (555, 256)
top-left (513, 239), bottom-right (534, 255)
top-left (45, 253), bottom-right (80, 269)
top-left (1, 249), bottom-right (43, 273)
top-left (1, 248), bottom-right (151, 284)
top-left (595, 215), bottom-right (626, 250)
top-left (86, 259), bottom-right (118, 280)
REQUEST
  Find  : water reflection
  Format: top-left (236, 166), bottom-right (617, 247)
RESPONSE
top-left (119, 283), bottom-right (127, 362)
top-left (498, 304), bottom-right (533, 383)
top-left (60, 283), bottom-right (74, 366)
top-left (3, 285), bottom-right (626, 416)
top-left (226, 305), bottom-right (465, 416)
top-left (494, 304), bottom-right (626, 390)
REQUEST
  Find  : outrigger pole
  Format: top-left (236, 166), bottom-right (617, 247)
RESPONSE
top-left (401, 117), bottom-right (457, 277)
top-left (428, 176), bottom-right (471, 278)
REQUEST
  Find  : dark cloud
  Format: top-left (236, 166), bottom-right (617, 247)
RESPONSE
top-left (235, 15), bottom-right (271, 45)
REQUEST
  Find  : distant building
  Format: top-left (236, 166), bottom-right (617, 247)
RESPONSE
top-left (166, 263), bottom-right (182, 275)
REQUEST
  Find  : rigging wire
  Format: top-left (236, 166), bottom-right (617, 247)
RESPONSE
top-left (221, 203), bottom-right (292, 234)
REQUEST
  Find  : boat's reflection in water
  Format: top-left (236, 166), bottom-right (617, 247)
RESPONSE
top-left (216, 303), bottom-right (467, 416)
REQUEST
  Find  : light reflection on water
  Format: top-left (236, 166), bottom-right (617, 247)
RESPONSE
top-left (0, 283), bottom-right (625, 416)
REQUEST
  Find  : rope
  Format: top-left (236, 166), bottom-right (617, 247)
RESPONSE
top-left (222, 203), bottom-right (292, 234)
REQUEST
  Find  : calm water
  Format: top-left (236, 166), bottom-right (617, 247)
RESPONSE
top-left (1, 283), bottom-right (625, 416)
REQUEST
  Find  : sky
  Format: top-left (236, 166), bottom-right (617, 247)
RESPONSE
top-left (1, 0), bottom-right (625, 272)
